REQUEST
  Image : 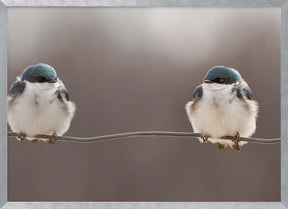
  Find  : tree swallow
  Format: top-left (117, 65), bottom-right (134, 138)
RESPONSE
top-left (8, 63), bottom-right (76, 144)
top-left (185, 66), bottom-right (259, 151)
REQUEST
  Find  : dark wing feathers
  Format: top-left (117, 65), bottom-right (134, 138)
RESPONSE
top-left (9, 80), bottom-right (26, 97)
top-left (236, 87), bottom-right (252, 100)
top-left (192, 85), bottom-right (203, 100)
top-left (186, 85), bottom-right (203, 112)
top-left (55, 79), bottom-right (70, 102)
top-left (56, 89), bottom-right (70, 101)
top-left (241, 88), bottom-right (252, 100)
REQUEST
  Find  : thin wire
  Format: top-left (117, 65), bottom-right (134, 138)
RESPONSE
top-left (7, 131), bottom-right (280, 144)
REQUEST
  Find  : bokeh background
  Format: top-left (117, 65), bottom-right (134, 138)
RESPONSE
top-left (7, 8), bottom-right (280, 201)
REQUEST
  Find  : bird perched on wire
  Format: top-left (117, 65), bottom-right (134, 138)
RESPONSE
top-left (185, 66), bottom-right (258, 151)
top-left (7, 63), bottom-right (76, 144)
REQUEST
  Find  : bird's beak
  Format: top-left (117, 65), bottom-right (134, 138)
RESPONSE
top-left (204, 80), bottom-right (213, 84)
top-left (47, 78), bottom-right (57, 83)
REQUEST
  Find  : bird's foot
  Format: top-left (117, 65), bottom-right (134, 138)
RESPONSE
top-left (46, 132), bottom-right (58, 144)
top-left (17, 132), bottom-right (26, 141)
top-left (231, 133), bottom-right (241, 151)
top-left (200, 134), bottom-right (209, 143)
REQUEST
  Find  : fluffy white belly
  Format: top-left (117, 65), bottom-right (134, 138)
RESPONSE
top-left (8, 82), bottom-right (71, 140)
top-left (186, 85), bottom-right (256, 146)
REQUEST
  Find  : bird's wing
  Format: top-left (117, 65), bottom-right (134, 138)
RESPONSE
top-left (192, 85), bottom-right (203, 100)
top-left (235, 82), bottom-right (258, 120)
top-left (236, 85), bottom-right (253, 100)
top-left (240, 88), bottom-right (252, 100)
top-left (56, 86), bottom-right (70, 102)
top-left (55, 79), bottom-right (70, 102)
top-left (57, 89), bottom-right (70, 101)
top-left (185, 85), bottom-right (203, 116)
top-left (55, 79), bottom-right (76, 120)
top-left (8, 80), bottom-right (26, 99)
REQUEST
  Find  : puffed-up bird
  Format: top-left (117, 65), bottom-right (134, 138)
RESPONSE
top-left (8, 63), bottom-right (76, 144)
top-left (185, 66), bottom-right (258, 151)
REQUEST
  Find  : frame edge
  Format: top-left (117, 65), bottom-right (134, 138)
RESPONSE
top-left (1, 0), bottom-right (287, 7)
top-left (0, 0), bottom-right (7, 208)
top-left (1, 202), bottom-right (288, 209)
top-left (281, 0), bottom-right (288, 208)
top-left (0, 1), bottom-right (286, 208)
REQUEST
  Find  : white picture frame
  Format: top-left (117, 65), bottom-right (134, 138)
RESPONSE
top-left (0, 0), bottom-right (287, 208)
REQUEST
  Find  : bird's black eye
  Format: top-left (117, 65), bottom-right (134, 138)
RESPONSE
top-left (213, 77), bottom-right (225, 84)
top-left (36, 76), bottom-right (48, 83)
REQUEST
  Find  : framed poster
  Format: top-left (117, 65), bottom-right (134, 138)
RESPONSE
top-left (0, 0), bottom-right (287, 209)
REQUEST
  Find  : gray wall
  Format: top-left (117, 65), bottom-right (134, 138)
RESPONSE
top-left (7, 8), bottom-right (280, 201)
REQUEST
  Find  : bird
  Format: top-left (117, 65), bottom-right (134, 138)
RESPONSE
top-left (7, 63), bottom-right (76, 144)
top-left (185, 66), bottom-right (258, 151)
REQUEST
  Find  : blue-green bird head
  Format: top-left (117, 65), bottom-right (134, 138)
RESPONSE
top-left (21, 63), bottom-right (57, 83)
top-left (204, 66), bottom-right (242, 85)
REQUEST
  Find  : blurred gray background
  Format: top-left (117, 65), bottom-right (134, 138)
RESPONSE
top-left (7, 8), bottom-right (280, 201)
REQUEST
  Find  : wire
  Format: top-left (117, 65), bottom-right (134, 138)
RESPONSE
top-left (7, 131), bottom-right (280, 144)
